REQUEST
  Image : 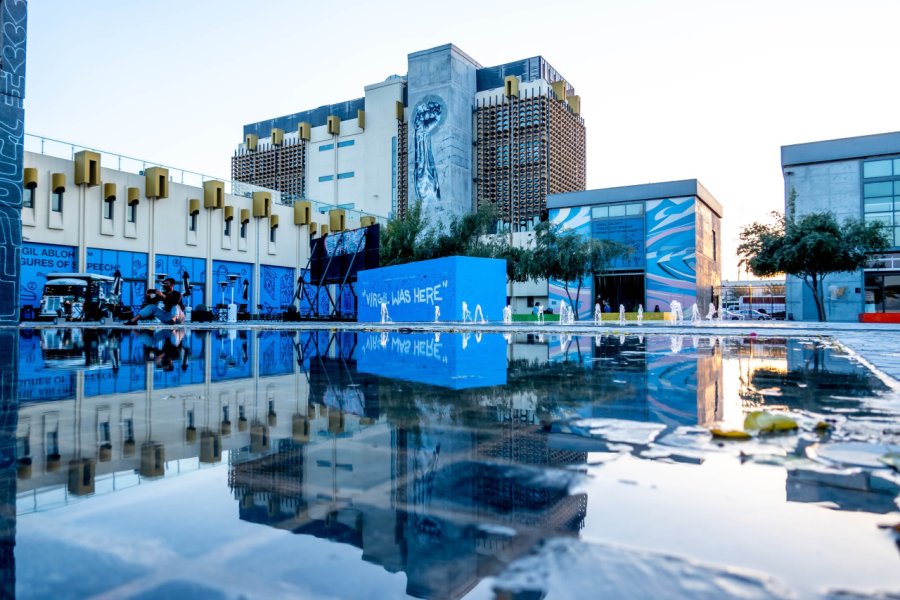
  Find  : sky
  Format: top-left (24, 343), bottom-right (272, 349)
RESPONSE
top-left (23, 0), bottom-right (900, 279)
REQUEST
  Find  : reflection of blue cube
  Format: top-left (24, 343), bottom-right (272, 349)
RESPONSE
top-left (356, 332), bottom-right (507, 389)
top-left (357, 256), bottom-right (506, 323)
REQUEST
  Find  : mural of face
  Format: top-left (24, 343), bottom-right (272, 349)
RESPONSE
top-left (413, 96), bottom-right (445, 203)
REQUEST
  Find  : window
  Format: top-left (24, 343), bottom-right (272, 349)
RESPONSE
top-left (240, 221), bottom-right (247, 239)
top-left (104, 200), bottom-right (114, 220)
top-left (863, 157), bottom-right (900, 246)
top-left (224, 219), bottom-right (232, 236)
top-left (52, 191), bottom-right (63, 212)
top-left (270, 226), bottom-right (277, 243)
top-left (189, 213), bottom-right (197, 232)
top-left (24, 188), bottom-right (34, 209)
top-left (337, 140), bottom-right (355, 148)
top-left (337, 171), bottom-right (354, 180)
top-left (318, 175), bottom-right (334, 182)
top-left (127, 203), bottom-right (137, 223)
top-left (713, 230), bottom-right (717, 261)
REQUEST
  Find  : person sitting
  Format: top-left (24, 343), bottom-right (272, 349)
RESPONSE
top-left (126, 277), bottom-right (184, 324)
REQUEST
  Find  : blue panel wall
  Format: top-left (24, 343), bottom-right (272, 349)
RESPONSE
top-left (87, 248), bottom-right (149, 309)
top-left (356, 331), bottom-right (507, 389)
top-left (211, 260), bottom-right (252, 309)
top-left (357, 256), bottom-right (506, 323)
top-left (20, 242), bottom-right (76, 308)
top-left (155, 254), bottom-right (207, 308)
top-left (645, 197), bottom-right (696, 311)
top-left (259, 264), bottom-right (295, 312)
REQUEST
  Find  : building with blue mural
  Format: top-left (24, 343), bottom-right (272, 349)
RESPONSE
top-left (233, 44), bottom-right (585, 232)
top-left (547, 180), bottom-right (722, 318)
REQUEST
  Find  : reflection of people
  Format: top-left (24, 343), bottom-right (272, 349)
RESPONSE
top-left (532, 302), bottom-right (542, 315)
top-left (141, 329), bottom-right (187, 372)
top-left (127, 277), bottom-right (183, 324)
top-left (603, 300), bottom-right (611, 313)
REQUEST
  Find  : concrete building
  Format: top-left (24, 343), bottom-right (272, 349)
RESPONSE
top-left (781, 131), bottom-right (900, 321)
top-left (19, 143), bottom-right (381, 317)
top-left (232, 44), bottom-right (585, 231)
top-left (546, 180), bottom-right (723, 319)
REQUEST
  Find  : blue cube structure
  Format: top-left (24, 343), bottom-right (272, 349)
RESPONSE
top-left (357, 256), bottom-right (506, 323)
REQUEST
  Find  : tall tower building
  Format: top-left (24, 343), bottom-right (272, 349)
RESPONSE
top-left (232, 44), bottom-right (585, 231)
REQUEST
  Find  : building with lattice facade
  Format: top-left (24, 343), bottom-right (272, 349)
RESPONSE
top-left (232, 44), bottom-right (585, 230)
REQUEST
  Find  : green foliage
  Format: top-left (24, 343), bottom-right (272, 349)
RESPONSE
top-left (379, 206), bottom-right (630, 318)
top-left (738, 210), bottom-right (890, 321)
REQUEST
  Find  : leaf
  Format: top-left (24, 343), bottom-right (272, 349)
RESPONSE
top-left (881, 453), bottom-right (900, 471)
top-left (743, 411), bottom-right (798, 433)
top-left (710, 428), bottom-right (752, 440)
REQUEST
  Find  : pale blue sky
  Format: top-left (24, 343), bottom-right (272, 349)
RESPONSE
top-left (25, 0), bottom-right (900, 278)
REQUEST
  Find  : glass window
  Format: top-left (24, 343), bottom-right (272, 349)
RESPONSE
top-left (270, 227), bottom-right (277, 243)
top-left (189, 213), bottom-right (197, 232)
top-left (894, 227), bottom-right (900, 246)
top-left (224, 220), bottom-right (232, 236)
top-left (609, 205), bottom-right (626, 217)
top-left (894, 159), bottom-right (900, 175)
top-left (51, 192), bottom-right (63, 212)
top-left (884, 275), bottom-right (900, 311)
top-left (626, 203), bottom-right (643, 216)
top-left (865, 197), bottom-right (893, 213)
top-left (127, 203), bottom-right (137, 223)
top-left (23, 189), bottom-right (34, 209)
top-left (104, 201), bottom-right (113, 220)
top-left (895, 181), bottom-right (900, 195)
top-left (864, 181), bottom-right (893, 197)
top-left (864, 160), bottom-right (892, 178)
top-left (591, 206), bottom-right (608, 219)
top-left (865, 212), bottom-right (892, 226)
top-left (240, 222), bottom-right (247, 239)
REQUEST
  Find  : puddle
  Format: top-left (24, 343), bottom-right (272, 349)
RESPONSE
top-left (3, 329), bottom-right (899, 598)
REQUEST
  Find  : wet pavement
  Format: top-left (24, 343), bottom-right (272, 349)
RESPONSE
top-left (3, 326), bottom-right (900, 599)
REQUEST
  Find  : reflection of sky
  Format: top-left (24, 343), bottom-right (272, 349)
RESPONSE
top-left (15, 466), bottom-right (410, 599)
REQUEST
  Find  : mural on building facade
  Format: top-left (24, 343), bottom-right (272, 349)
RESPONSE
top-left (0, 0), bottom-right (26, 324)
top-left (548, 207), bottom-right (594, 320)
top-left (413, 95), bottom-right (445, 204)
top-left (645, 197), bottom-right (696, 311)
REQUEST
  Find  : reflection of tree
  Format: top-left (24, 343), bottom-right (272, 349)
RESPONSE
top-left (747, 343), bottom-right (886, 412)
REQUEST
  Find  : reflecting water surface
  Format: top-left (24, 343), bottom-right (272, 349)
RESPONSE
top-left (3, 328), bottom-right (900, 599)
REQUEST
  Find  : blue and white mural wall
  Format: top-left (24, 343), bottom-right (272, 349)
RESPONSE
top-left (645, 197), bottom-right (696, 311)
top-left (406, 45), bottom-right (478, 227)
top-left (549, 197), bottom-right (698, 316)
top-left (548, 207), bottom-right (594, 320)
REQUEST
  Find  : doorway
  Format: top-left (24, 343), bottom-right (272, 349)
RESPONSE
top-left (595, 272), bottom-right (645, 313)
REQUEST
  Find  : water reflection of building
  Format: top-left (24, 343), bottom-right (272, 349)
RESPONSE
top-left (230, 332), bottom-right (587, 600)
top-left (1, 329), bottom-right (18, 599)
top-left (14, 328), bottom-right (309, 510)
top-left (544, 333), bottom-right (724, 427)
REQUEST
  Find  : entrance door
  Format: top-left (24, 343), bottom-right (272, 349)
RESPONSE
top-left (595, 272), bottom-right (645, 313)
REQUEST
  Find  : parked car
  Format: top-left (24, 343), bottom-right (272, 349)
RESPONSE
top-left (736, 308), bottom-right (772, 320)
top-left (723, 309), bottom-right (745, 320)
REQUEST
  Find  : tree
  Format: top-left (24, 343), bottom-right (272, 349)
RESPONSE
top-left (532, 221), bottom-right (630, 319)
top-left (738, 211), bottom-right (889, 321)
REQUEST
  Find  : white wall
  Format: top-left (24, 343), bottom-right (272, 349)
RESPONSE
top-left (22, 151), bottom-right (306, 310)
